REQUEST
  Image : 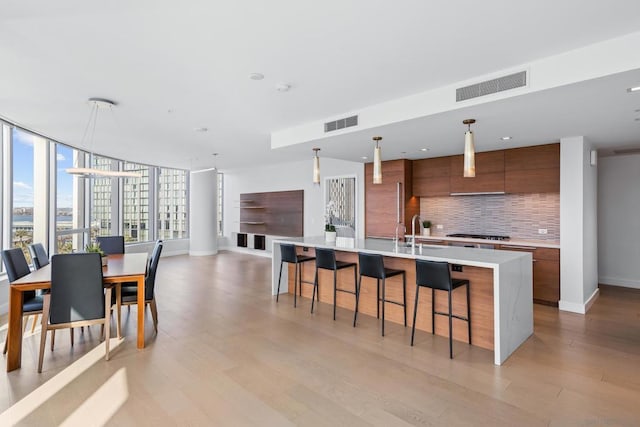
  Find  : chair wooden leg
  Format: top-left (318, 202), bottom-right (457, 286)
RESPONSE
top-left (116, 285), bottom-right (122, 339)
top-left (38, 295), bottom-right (51, 373)
top-left (149, 299), bottom-right (158, 333)
top-left (50, 330), bottom-right (55, 351)
top-left (31, 314), bottom-right (40, 333)
top-left (70, 328), bottom-right (74, 347)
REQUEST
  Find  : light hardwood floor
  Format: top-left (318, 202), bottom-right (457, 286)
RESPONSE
top-left (1, 251), bottom-right (640, 426)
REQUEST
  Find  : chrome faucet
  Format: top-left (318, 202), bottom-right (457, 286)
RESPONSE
top-left (394, 222), bottom-right (406, 250)
top-left (410, 214), bottom-right (423, 250)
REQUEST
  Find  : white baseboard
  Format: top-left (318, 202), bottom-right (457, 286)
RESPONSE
top-left (162, 250), bottom-right (189, 257)
top-left (599, 276), bottom-right (640, 289)
top-left (558, 287), bottom-right (600, 314)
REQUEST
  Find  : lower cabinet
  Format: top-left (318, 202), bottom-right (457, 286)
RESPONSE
top-left (498, 245), bottom-right (560, 306)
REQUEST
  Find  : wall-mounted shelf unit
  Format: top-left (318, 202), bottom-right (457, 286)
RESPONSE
top-left (240, 190), bottom-right (303, 236)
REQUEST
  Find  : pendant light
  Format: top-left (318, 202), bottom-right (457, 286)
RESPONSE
top-left (66, 98), bottom-right (141, 178)
top-left (312, 148), bottom-right (321, 184)
top-left (463, 119), bottom-right (476, 178)
top-left (372, 136), bottom-right (382, 184)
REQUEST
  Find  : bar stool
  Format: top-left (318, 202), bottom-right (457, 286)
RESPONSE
top-left (412, 259), bottom-right (471, 359)
top-left (276, 244), bottom-right (316, 308)
top-left (311, 248), bottom-right (358, 324)
top-left (354, 252), bottom-right (406, 336)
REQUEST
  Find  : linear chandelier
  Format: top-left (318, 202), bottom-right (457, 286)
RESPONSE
top-left (66, 98), bottom-right (141, 179)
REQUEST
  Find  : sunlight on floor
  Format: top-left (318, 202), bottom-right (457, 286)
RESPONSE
top-left (0, 337), bottom-right (124, 426)
top-left (59, 367), bottom-right (129, 427)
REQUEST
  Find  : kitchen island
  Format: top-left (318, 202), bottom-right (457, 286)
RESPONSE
top-left (272, 237), bottom-right (533, 365)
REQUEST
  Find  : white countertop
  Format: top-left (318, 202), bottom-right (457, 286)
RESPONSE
top-left (406, 235), bottom-right (560, 249)
top-left (273, 236), bottom-right (531, 269)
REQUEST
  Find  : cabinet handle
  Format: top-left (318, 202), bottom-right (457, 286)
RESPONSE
top-left (501, 245), bottom-right (536, 250)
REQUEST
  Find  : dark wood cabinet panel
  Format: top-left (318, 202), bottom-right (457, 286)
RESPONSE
top-left (449, 151), bottom-right (505, 194)
top-left (412, 156), bottom-right (451, 196)
top-left (497, 245), bottom-right (560, 306)
top-left (505, 143), bottom-right (560, 193)
top-left (240, 190), bottom-right (303, 236)
top-left (365, 159), bottom-right (417, 238)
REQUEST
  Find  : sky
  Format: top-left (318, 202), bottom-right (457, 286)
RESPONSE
top-left (12, 128), bottom-right (74, 209)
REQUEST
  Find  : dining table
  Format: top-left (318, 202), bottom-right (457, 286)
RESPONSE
top-left (6, 253), bottom-right (149, 372)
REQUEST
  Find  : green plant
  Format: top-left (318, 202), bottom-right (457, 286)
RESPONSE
top-left (325, 224), bottom-right (336, 232)
top-left (422, 220), bottom-right (432, 229)
top-left (85, 241), bottom-right (105, 257)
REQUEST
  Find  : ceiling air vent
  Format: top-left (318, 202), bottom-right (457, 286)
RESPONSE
top-left (324, 115), bottom-right (358, 133)
top-left (456, 71), bottom-right (527, 102)
top-left (613, 147), bottom-right (640, 155)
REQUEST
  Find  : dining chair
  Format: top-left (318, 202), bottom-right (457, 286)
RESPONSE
top-left (38, 253), bottom-right (112, 373)
top-left (114, 240), bottom-right (163, 333)
top-left (28, 243), bottom-right (50, 270)
top-left (96, 236), bottom-right (125, 255)
top-left (2, 248), bottom-right (44, 354)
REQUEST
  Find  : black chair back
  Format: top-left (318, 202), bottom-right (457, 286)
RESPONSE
top-left (2, 248), bottom-right (37, 303)
top-left (145, 240), bottom-right (163, 300)
top-left (315, 247), bottom-right (337, 270)
top-left (50, 253), bottom-right (105, 324)
top-left (280, 244), bottom-right (297, 264)
top-left (29, 243), bottom-right (49, 269)
top-left (96, 236), bottom-right (125, 255)
top-left (358, 252), bottom-right (386, 279)
top-left (415, 259), bottom-right (452, 291)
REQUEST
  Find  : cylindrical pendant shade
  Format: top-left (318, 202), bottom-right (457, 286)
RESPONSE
top-left (313, 155), bottom-right (320, 184)
top-left (463, 130), bottom-right (476, 178)
top-left (373, 145), bottom-right (382, 184)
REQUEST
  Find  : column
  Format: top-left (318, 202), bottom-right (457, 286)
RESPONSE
top-left (189, 168), bottom-right (218, 256)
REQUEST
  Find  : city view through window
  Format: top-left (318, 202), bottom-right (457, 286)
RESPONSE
top-left (3, 123), bottom-right (190, 267)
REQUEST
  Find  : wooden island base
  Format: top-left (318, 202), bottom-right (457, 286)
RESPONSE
top-left (289, 249), bottom-right (495, 351)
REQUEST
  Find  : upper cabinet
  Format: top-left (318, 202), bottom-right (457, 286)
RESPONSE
top-left (412, 156), bottom-right (451, 197)
top-left (449, 150), bottom-right (505, 194)
top-left (504, 143), bottom-right (560, 193)
top-left (365, 159), bottom-right (419, 238)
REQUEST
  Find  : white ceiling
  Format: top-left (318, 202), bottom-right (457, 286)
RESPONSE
top-left (1, 1), bottom-right (640, 170)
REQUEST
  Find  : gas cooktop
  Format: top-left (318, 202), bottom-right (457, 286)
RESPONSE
top-left (446, 233), bottom-right (510, 241)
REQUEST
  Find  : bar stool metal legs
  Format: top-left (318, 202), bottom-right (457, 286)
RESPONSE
top-left (412, 259), bottom-right (471, 359)
top-left (276, 244), bottom-right (315, 307)
top-left (311, 248), bottom-right (358, 322)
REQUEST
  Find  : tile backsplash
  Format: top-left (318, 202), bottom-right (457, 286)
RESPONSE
top-left (420, 193), bottom-right (560, 241)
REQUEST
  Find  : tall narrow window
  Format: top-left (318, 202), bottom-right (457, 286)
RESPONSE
top-left (217, 172), bottom-right (223, 236)
top-left (157, 167), bottom-right (188, 239)
top-left (90, 155), bottom-right (115, 239)
top-left (56, 144), bottom-right (87, 253)
top-left (123, 162), bottom-right (150, 242)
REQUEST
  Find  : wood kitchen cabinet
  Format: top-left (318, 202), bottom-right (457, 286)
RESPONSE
top-left (365, 159), bottom-right (419, 238)
top-left (498, 244), bottom-right (560, 306)
top-left (449, 150), bottom-right (505, 194)
top-left (504, 143), bottom-right (560, 193)
top-left (412, 156), bottom-right (451, 196)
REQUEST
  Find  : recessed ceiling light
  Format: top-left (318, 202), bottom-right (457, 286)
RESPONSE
top-left (501, 136), bottom-right (513, 141)
top-left (249, 73), bottom-right (264, 80)
top-left (194, 127), bottom-right (208, 132)
top-left (276, 83), bottom-right (291, 92)
top-left (627, 86), bottom-right (640, 93)
top-left (420, 148), bottom-right (429, 152)
top-left (361, 156), bottom-right (368, 160)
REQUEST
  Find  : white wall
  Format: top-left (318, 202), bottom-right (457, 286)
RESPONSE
top-left (559, 136), bottom-right (599, 313)
top-left (598, 154), bottom-right (640, 288)
top-left (221, 158), bottom-right (365, 249)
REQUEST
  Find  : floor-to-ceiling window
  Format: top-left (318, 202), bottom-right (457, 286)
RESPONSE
top-left (157, 167), bottom-right (188, 240)
top-left (217, 172), bottom-right (223, 236)
top-left (90, 155), bottom-right (116, 239)
top-left (122, 162), bottom-right (150, 242)
top-left (55, 144), bottom-right (88, 253)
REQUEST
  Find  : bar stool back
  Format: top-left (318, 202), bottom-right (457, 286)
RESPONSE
top-left (276, 244), bottom-right (316, 307)
top-left (311, 248), bottom-right (358, 324)
top-left (355, 252), bottom-right (407, 336)
top-left (412, 259), bottom-right (471, 358)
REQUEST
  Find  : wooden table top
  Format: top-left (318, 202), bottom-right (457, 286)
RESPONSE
top-left (10, 253), bottom-right (149, 288)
